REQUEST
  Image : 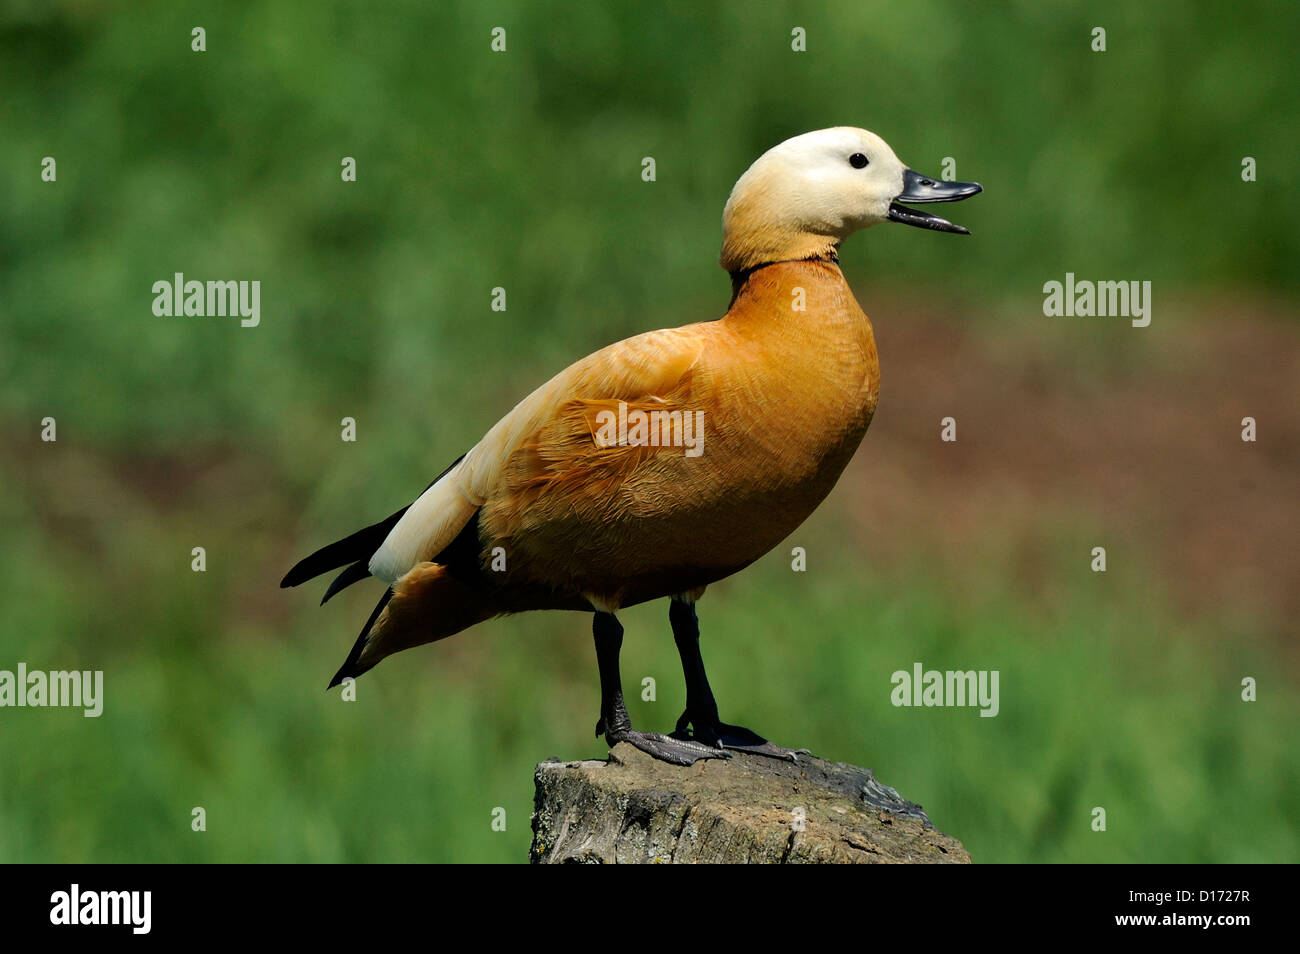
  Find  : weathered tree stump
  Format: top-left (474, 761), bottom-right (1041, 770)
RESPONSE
top-left (530, 742), bottom-right (970, 863)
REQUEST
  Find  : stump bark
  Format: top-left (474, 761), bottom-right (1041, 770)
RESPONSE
top-left (530, 742), bottom-right (970, 863)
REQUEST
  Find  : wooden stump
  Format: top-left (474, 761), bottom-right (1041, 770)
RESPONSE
top-left (531, 742), bottom-right (970, 864)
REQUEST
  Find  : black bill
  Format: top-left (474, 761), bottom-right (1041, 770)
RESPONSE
top-left (888, 167), bottom-right (983, 234)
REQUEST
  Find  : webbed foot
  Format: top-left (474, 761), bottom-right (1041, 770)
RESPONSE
top-left (597, 717), bottom-right (731, 766)
top-left (672, 711), bottom-right (810, 762)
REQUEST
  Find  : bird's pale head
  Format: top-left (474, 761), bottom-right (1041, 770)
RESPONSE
top-left (720, 127), bottom-right (982, 274)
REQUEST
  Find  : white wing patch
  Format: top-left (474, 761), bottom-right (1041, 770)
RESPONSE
top-left (366, 373), bottom-right (571, 583)
top-left (367, 464), bottom-right (477, 583)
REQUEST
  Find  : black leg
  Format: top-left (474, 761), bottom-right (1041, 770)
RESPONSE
top-left (592, 610), bottom-right (728, 766)
top-left (669, 599), bottom-right (720, 728)
top-left (669, 598), bottom-right (810, 761)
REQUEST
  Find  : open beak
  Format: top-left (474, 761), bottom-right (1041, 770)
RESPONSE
top-left (888, 168), bottom-right (983, 235)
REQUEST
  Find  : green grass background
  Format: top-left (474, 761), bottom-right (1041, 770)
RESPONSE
top-left (1, 0), bottom-right (1296, 862)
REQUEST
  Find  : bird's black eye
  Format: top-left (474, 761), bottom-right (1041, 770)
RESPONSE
top-left (849, 153), bottom-right (869, 169)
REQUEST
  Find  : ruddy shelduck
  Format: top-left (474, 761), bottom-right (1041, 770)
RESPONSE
top-left (283, 127), bottom-right (981, 765)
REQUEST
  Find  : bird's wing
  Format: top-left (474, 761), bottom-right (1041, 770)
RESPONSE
top-left (367, 325), bottom-right (709, 583)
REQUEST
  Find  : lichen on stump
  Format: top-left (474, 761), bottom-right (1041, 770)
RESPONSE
top-left (530, 742), bottom-right (970, 864)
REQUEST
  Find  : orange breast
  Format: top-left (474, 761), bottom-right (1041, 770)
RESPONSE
top-left (478, 260), bottom-right (879, 610)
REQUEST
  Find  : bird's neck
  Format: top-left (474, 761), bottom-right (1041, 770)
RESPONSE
top-left (719, 223), bottom-right (842, 278)
top-left (725, 257), bottom-right (853, 312)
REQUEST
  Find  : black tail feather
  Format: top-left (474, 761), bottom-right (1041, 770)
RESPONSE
top-left (328, 588), bottom-right (393, 689)
top-left (281, 453), bottom-right (466, 590)
top-left (321, 560), bottom-right (371, 605)
top-left (280, 506), bottom-right (407, 589)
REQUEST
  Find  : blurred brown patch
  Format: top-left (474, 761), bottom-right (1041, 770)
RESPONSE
top-left (845, 290), bottom-right (1299, 639)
